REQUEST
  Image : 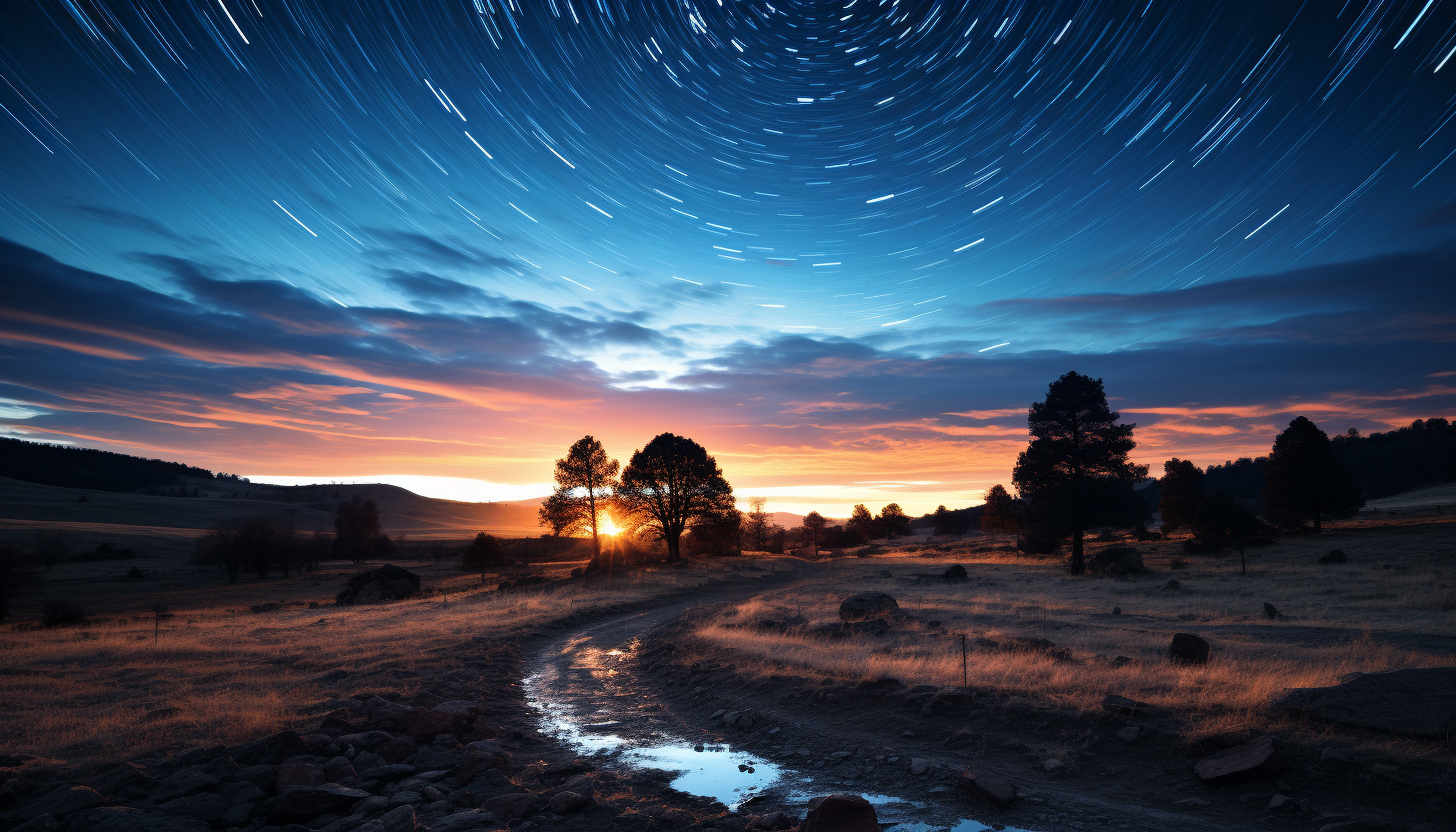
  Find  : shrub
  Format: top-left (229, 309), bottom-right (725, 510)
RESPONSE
top-left (42, 599), bottom-right (86, 627)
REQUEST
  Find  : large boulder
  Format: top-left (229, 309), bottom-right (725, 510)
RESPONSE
top-left (58, 807), bottom-right (210, 832)
top-left (1194, 735), bottom-right (1283, 783)
top-left (337, 565), bottom-right (421, 605)
top-left (799, 794), bottom-right (878, 832)
top-left (838, 592), bottom-right (900, 622)
top-left (1088, 546), bottom-right (1143, 576)
top-left (274, 784), bottom-right (369, 818)
top-left (16, 786), bottom-right (104, 821)
top-left (1273, 667), bottom-right (1456, 737)
top-left (958, 769), bottom-right (1017, 806)
top-left (1169, 633), bottom-right (1210, 666)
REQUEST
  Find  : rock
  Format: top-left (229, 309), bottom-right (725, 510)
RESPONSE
top-left (216, 781), bottom-right (262, 806)
top-left (546, 791), bottom-right (591, 814)
top-left (1111, 606), bottom-right (1121, 615)
top-left (800, 794), bottom-right (878, 832)
top-left (17, 786), bottom-right (104, 821)
top-left (337, 565), bottom-right (421, 605)
top-left (756, 811), bottom-right (791, 829)
top-left (909, 758), bottom-right (929, 775)
top-left (942, 564), bottom-right (968, 581)
top-left (405, 708), bottom-right (456, 738)
top-left (81, 762), bottom-right (149, 796)
top-left (1269, 794), bottom-right (1291, 809)
top-left (1319, 549), bottom-right (1348, 564)
top-left (1102, 694), bottom-right (1160, 717)
top-left (231, 730), bottom-right (308, 765)
top-left (157, 792), bottom-right (227, 821)
top-left (275, 762), bottom-right (325, 792)
top-left (1164, 579), bottom-right (1182, 590)
top-left (958, 769), bottom-right (1017, 806)
top-left (323, 756), bottom-right (356, 783)
top-left (275, 784), bottom-right (369, 818)
top-left (376, 737), bottom-right (418, 763)
top-left (1264, 602), bottom-right (1283, 620)
top-left (1273, 667), bottom-right (1456, 737)
top-left (8, 817), bottom-right (59, 832)
top-left (456, 741), bottom-right (510, 787)
top-left (479, 792), bottom-right (541, 820)
top-left (1089, 546), bottom-right (1143, 576)
top-left (412, 745), bottom-right (460, 770)
top-left (1194, 735), bottom-right (1284, 784)
top-left (1116, 727), bottom-right (1141, 743)
top-left (1169, 633), bottom-right (1210, 666)
top-left (1042, 759), bottom-right (1064, 772)
top-left (377, 805), bottom-right (418, 832)
top-left (388, 791), bottom-right (422, 806)
top-left (233, 764), bottom-right (278, 788)
top-left (427, 810), bottom-right (499, 832)
top-left (1173, 797), bottom-right (1210, 806)
top-left (1317, 822), bottom-right (1406, 832)
top-left (57, 807), bottom-right (211, 832)
top-left (838, 592), bottom-right (900, 622)
top-left (151, 767), bottom-right (219, 803)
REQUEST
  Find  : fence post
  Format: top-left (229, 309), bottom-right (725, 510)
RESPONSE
top-left (961, 633), bottom-right (968, 690)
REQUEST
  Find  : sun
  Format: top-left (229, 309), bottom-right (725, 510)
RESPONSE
top-left (598, 514), bottom-right (621, 536)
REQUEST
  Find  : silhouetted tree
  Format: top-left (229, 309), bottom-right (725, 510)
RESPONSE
top-left (849, 504), bottom-right (878, 541)
top-left (1263, 417), bottom-right (1364, 532)
top-left (334, 496), bottom-right (390, 562)
top-left (980, 485), bottom-right (1018, 532)
top-left (802, 511), bottom-right (827, 554)
top-left (687, 503), bottom-right (742, 556)
top-left (1192, 491), bottom-right (1262, 574)
top-left (0, 544), bottom-right (37, 622)
top-left (32, 531), bottom-right (67, 573)
top-left (538, 436), bottom-right (620, 559)
top-left (878, 503), bottom-right (911, 539)
top-left (1158, 458), bottom-right (1204, 535)
top-left (462, 532), bottom-right (506, 584)
top-left (1012, 371), bottom-right (1148, 575)
top-left (743, 497), bottom-right (773, 551)
top-left (616, 433), bottom-right (735, 563)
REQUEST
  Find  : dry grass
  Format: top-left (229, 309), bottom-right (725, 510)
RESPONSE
top-left (0, 556), bottom-right (791, 766)
top-left (693, 517), bottom-right (1456, 737)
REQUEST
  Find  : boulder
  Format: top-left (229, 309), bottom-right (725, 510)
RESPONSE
top-left (275, 762), bottom-right (325, 792)
top-left (151, 767), bottom-right (218, 803)
top-left (1193, 735), bottom-right (1284, 784)
top-left (337, 565), bottom-right (421, 605)
top-left (377, 804), bottom-right (418, 832)
top-left (1319, 549), bottom-right (1348, 564)
top-left (405, 708), bottom-right (456, 738)
top-left (1102, 694), bottom-right (1160, 717)
top-left (80, 762), bottom-right (149, 796)
top-left (57, 807), bottom-right (210, 832)
top-left (546, 791), bottom-right (592, 814)
top-left (17, 786), bottom-right (104, 821)
top-left (1116, 727), bottom-right (1140, 743)
top-left (216, 781), bottom-right (262, 807)
top-left (322, 756), bottom-right (356, 783)
top-left (1273, 667), bottom-right (1456, 737)
top-left (1169, 633), bottom-right (1210, 665)
top-left (427, 810), bottom-right (498, 832)
top-left (838, 592), bottom-right (899, 622)
top-left (958, 769), bottom-right (1017, 806)
top-left (1263, 602), bottom-right (1283, 620)
top-left (274, 784), bottom-right (369, 818)
top-left (233, 764), bottom-right (278, 788)
top-left (800, 794), bottom-right (878, 832)
top-left (479, 792), bottom-right (541, 820)
top-left (231, 729), bottom-right (308, 765)
top-left (456, 741), bottom-right (510, 787)
top-left (942, 564), bottom-right (969, 581)
top-left (157, 792), bottom-right (227, 822)
top-left (1089, 546), bottom-right (1143, 576)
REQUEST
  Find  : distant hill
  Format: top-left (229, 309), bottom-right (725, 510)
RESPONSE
top-left (0, 437), bottom-right (219, 492)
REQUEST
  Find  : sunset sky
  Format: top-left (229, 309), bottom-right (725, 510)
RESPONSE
top-left (2, 1), bottom-right (1453, 517)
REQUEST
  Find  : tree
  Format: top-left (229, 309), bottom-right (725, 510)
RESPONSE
top-left (0, 544), bottom-right (37, 622)
top-left (980, 485), bottom-right (1018, 532)
top-left (616, 433), bottom-right (735, 563)
top-left (462, 532), bottom-right (506, 584)
top-left (334, 496), bottom-right (389, 562)
top-left (538, 436), bottom-right (620, 559)
top-left (1158, 459), bottom-right (1204, 535)
top-left (1192, 491), bottom-right (1262, 574)
top-left (802, 511), bottom-right (827, 555)
top-left (743, 497), bottom-right (773, 551)
top-left (1012, 371), bottom-right (1149, 575)
top-left (878, 503), bottom-right (911, 539)
top-left (1263, 417), bottom-right (1364, 532)
top-left (849, 504), bottom-right (878, 541)
top-left (32, 531), bottom-right (67, 573)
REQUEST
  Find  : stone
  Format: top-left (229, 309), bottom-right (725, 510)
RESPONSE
top-left (1088, 546), bottom-right (1143, 576)
top-left (942, 564), bottom-right (968, 581)
top-left (1169, 633), bottom-right (1210, 666)
top-left (1116, 727), bottom-right (1141, 743)
top-left (81, 762), bottom-right (149, 796)
top-left (337, 565), bottom-right (421, 604)
top-left (9, 817), bottom-right (59, 832)
top-left (1269, 794), bottom-right (1291, 809)
top-left (234, 764), bottom-right (278, 788)
top-left (274, 784), bottom-right (369, 818)
top-left (427, 810), bottom-right (499, 832)
top-left (455, 741), bottom-right (510, 787)
top-left (157, 792), bottom-right (227, 821)
top-left (1194, 735), bottom-right (1284, 784)
top-left (360, 763), bottom-right (416, 781)
top-left (838, 592), bottom-right (900, 622)
top-left (546, 791), bottom-right (591, 814)
top-left (220, 803), bottom-right (254, 826)
top-left (377, 804), bottom-right (418, 832)
top-left (388, 791), bottom-right (422, 806)
top-left (1102, 694), bottom-right (1160, 717)
top-left (275, 762), bottom-right (326, 792)
top-left (151, 767), bottom-right (219, 803)
top-left (376, 737), bottom-right (419, 763)
top-left (479, 792), bottom-right (541, 820)
top-left (1164, 579), bottom-right (1182, 590)
top-left (1273, 667), bottom-right (1456, 737)
top-left (323, 756), bottom-right (356, 783)
top-left (17, 786), bottom-right (105, 821)
top-left (1112, 606), bottom-right (1122, 615)
top-left (958, 769), bottom-right (1017, 806)
top-left (412, 745), bottom-right (460, 770)
top-left (1042, 759), bottom-right (1064, 772)
top-left (1264, 602), bottom-right (1283, 620)
top-left (756, 811), bottom-right (790, 829)
top-left (1319, 549), bottom-right (1348, 564)
top-left (909, 758), bottom-right (929, 775)
top-left (800, 794), bottom-right (878, 832)
top-left (231, 730), bottom-right (309, 765)
top-left (1173, 797), bottom-right (1210, 806)
top-left (57, 807), bottom-right (211, 832)
top-left (405, 708), bottom-right (456, 738)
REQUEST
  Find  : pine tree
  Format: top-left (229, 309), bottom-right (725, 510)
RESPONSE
top-left (1262, 417), bottom-right (1364, 532)
top-left (849, 503), bottom-right (878, 541)
top-left (878, 503), bottom-right (911, 538)
top-left (1158, 458), bottom-right (1204, 535)
top-left (980, 485), bottom-right (1017, 532)
top-left (802, 511), bottom-right (827, 555)
top-left (1012, 371), bottom-right (1148, 575)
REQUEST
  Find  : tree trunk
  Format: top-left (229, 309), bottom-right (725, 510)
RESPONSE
top-left (1313, 513), bottom-right (1322, 534)
top-left (1070, 529), bottom-right (1085, 575)
top-left (666, 532), bottom-right (682, 563)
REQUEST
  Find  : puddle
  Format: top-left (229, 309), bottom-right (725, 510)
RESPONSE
top-left (526, 631), bottom-right (1024, 828)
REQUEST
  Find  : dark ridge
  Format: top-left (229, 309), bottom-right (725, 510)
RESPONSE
top-left (0, 436), bottom-right (226, 492)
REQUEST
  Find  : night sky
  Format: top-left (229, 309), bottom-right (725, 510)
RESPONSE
top-left (2, 1), bottom-right (1453, 515)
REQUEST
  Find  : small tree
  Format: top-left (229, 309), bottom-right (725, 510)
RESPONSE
top-left (1262, 417), bottom-right (1364, 532)
top-left (1192, 491), bottom-right (1262, 574)
top-left (980, 485), bottom-right (1017, 532)
top-left (538, 436), bottom-right (620, 559)
top-left (849, 504), bottom-right (878, 541)
top-left (802, 511), bottom-right (827, 555)
top-left (462, 532), bottom-right (506, 584)
top-left (1012, 371), bottom-right (1148, 575)
top-left (743, 497), bottom-right (773, 551)
top-left (616, 433), bottom-right (735, 563)
top-left (878, 503), bottom-right (911, 539)
top-left (33, 532), bottom-right (67, 573)
top-left (334, 496), bottom-right (385, 562)
top-left (1158, 458), bottom-right (1204, 535)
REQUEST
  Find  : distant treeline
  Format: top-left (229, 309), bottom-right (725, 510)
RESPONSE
top-left (0, 437), bottom-right (225, 492)
top-left (1194, 418), bottom-right (1456, 504)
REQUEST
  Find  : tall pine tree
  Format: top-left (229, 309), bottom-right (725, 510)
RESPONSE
top-left (1158, 458), bottom-right (1204, 535)
top-left (1262, 417), bottom-right (1363, 532)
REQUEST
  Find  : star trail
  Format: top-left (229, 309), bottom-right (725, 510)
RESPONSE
top-left (1, 1), bottom-right (1453, 513)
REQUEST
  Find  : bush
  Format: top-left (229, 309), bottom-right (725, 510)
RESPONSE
top-left (42, 599), bottom-right (86, 627)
